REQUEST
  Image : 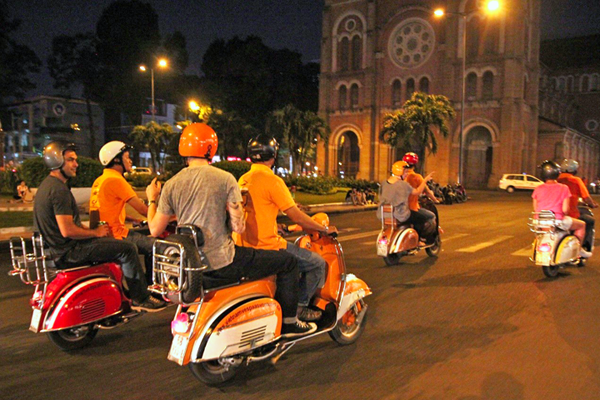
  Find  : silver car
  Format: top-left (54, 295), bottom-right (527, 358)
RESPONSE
top-left (499, 174), bottom-right (543, 193)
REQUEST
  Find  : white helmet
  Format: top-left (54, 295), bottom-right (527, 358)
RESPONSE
top-left (560, 158), bottom-right (579, 174)
top-left (99, 141), bottom-right (132, 167)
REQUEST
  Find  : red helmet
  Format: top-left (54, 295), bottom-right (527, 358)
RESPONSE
top-left (179, 123), bottom-right (218, 159)
top-left (402, 152), bottom-right (419, 167)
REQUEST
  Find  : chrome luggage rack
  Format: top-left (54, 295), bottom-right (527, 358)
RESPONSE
top-left (8, 234), bottom-right (51, 286)
top-left (528, 210), bottom-right (558, 234)
top-left (150, 225), bottom-right (209, 305)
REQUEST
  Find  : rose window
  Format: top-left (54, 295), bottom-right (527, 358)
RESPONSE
top-left (389, 18), bottom-right (435, 69)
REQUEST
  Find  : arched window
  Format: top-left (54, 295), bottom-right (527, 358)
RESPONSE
top-left (523, 77), bottom-right (528, 101)
top-left (339, 85), bottom-right (347, 110)
top-left (550, 77), bottom-right (558, 91)
top-left (567, 76), bottom-right (574, 92)
top-left (392, 80), bottom-right (402, 106)
top-left (339, 37), bottom-right (350, 71)
top-left (590, 74), bottom-right (600, 91)
top-left (466, 72), bottom-right (477, 99)
top-left (558, 77), bottom-right (566, 92)
top-left (350, 84), bottom-right (359, 108)
top-left (482, 71), bottom-right (494, 100)
top-left (351, 36), bottom-right (361, 70)
top-left (581, 75), bottom-right (590, 92)
top-left (483, 18), bottom-right (499, 54)
top-left (466, 17), bottom-right (481, 59)
top-left (406, 78), bottom-right (415, 99)
top-left (419, 77), bottom-right (430, 94)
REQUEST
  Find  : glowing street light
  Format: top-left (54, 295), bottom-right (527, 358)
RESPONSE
top-left (433, 1), bottom-right (501, 184)
top-left (139, 58), bottom-right (168, 121)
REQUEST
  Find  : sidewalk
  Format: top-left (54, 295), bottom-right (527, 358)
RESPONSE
top-left (0, 201), bottom-right (378, 245)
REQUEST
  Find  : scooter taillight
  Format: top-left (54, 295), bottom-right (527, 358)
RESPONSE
top-left (538, 243), bottom-right (552, 253)
top-left (171, 312), bottom-right (191, 335)
top-left (378, 236), bottom-right (388, 245)
top-left (29, 290), bottom-right (43, 308)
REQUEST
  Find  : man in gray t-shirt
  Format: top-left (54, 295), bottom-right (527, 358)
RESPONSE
top-left (146, 123), bottom-right (316, 337)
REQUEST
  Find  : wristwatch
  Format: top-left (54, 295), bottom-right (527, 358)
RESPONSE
top-left (147, 200), bottom-right (157, 205)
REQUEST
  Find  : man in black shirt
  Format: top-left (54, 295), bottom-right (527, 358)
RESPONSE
top-left (34, 141), bottom-right (165, 312)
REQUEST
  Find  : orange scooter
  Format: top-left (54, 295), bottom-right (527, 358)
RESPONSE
top-left (149, 214), bottom-right (371, 385)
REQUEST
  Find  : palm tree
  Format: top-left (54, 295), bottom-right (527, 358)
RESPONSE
top-left (268, 104), bottom-right (330, 175)
top-left (380, 92), bottom-right (455, 170)
top-left (129, 121), bottom-right (174, 172)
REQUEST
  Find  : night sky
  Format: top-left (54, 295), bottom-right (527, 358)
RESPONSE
top-left (7, 0), bottom-right (600, 97)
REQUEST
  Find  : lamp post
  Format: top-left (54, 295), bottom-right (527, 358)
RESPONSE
top-left (139, 58), bottom-right (168, 122)
top-left (434, 0), bottom-right (500, 184)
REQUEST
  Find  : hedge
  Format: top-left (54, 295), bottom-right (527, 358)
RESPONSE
top-left (18, 156), bottom-right (103, 189)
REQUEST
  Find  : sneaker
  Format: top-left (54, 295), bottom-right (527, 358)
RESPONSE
top-left (281, 320), bottom-right (317, 338)
top-left (580, 248), bottom-right (593, 259)
top-left (132, 296), bottom-right (167, 313)
top-left (297, 306), bottom-right (322, 322)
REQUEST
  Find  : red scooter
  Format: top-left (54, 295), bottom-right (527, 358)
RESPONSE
top-left (9, 234), bottom-right (150, 351)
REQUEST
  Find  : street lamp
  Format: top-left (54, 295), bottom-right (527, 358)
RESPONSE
top-left (434, 1), bottom-right (501, 184)
top-left (139, 58), bottom-right (168, 121)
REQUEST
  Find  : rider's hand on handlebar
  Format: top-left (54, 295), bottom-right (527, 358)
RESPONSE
top-left (324, 225), bottom-right (338, 236)
top-left (94, 224), bottom-right (111, 237)
top-left (277, 224), bottom-right (290, 236)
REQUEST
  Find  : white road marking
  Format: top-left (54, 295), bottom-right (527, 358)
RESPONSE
top-left (456, 235), bottom-right (513, 253)
top-left (339, 230), bottom-right (381, 242)
top-left (442, 233), bottom-right (469, 242)
top-left (512, 246), bottom-right (533, 257)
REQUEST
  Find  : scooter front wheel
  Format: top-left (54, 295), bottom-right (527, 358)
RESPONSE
top-left (189, 359), bottom-right (241, 385)
top-left (329, 299), bottom-right (368, 345)
top-left (542, 265), bottom-right (560, 278)
top-left (425, 235), bottom-right (442, 257)
top-left (47, 324), bottom-right (98, 351)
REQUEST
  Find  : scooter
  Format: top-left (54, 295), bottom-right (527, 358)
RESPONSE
top-left (8, 234), bottom-right (150, 351)
top-left (376, 198), bottom-right (442, 266)
top-left (528, 210), bottom-right (585, 278)
top-left (149, 214), bottom-right (371, 385)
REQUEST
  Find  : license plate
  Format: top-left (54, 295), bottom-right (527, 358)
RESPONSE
top-left (168, 334), bottom-right (189, 365)
top-left (30, 308), bottom-right (42, 332)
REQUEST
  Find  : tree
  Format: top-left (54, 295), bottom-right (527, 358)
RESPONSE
top-left (380, 92), bottom-right (455, 170)
top-left (48, 33), bottom-right (101, 155)
top-left (0, 0), bottom-right (41, 103)
top-left (206, 111), bottom-right (257, 159)
top-left (129, 121), bottom-right (174, 172)
top-left (268, 104), bottom-right (330, 175)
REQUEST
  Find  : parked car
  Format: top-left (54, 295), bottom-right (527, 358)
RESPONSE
top-left (125, 167), bottom-right (154, 178)
top-left (499, 174), bottom-right (543, 193)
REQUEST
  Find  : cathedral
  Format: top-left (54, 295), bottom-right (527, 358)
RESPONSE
top-left (316, 0), bottom-right (600, 188)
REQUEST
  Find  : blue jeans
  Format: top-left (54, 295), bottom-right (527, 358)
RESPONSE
top-left (286, 242), bottom-right (326, 307)
top-left (125, 230), bottom-right (157, 284)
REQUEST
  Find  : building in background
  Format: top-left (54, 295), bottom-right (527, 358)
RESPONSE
top-left (3, 96), bottom-right (104, 164)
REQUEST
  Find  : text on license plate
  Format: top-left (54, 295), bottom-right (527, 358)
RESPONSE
top-left (168, 334), bottom-right (189, 365)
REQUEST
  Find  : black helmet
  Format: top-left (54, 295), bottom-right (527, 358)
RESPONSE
top-left (247, 135), bottom-right (279, 162)
top-left (539, 160), bottom-right (561, 181)
top-left (43, 141), bottom-right (77, 170)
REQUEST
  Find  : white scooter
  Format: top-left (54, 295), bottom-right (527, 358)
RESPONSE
top-left (529, 210), bottom-right (585, 278)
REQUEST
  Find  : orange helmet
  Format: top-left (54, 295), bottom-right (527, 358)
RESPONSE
top-left (392, 161), bottom-right (408, 177)
top-left (179, 123), bottom-right (218, 159)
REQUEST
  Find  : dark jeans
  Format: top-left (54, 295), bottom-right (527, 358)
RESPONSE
top-left (286, 242), bottom-right (326, 306)
top-left (57, 238), bottom-right (149, 302)
top-left (578, 209), bottom-right (595, 251)
top-left (203, 246), bottom-right (299, 320)
top-left (125, 230), bottom-right (157, 285)
top-left (410, 208), bottom-right (436, 240)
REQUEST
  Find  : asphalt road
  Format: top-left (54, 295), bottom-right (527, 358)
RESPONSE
top-left (2, 190), bottom-right (600, 400)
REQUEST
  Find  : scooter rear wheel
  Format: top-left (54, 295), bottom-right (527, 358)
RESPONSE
top-left (329, 299), bottom-right (367, 345)
top-left (189, 359), bottom-right (240, 385)
top-left (47, 323), bottom-right (98, 351)
top-left (383, 253), bottom-right (401, 266)
top-left (542, 265), bottom-right (560, 278)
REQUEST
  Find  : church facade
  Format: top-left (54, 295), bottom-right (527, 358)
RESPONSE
top-left (316, 0), bottom-right (542, 188)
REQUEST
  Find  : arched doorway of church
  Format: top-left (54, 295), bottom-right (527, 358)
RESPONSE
top-left (337, 131), bottom-right (360, 178)
top-left (464, 126), bottom-right (493, 188)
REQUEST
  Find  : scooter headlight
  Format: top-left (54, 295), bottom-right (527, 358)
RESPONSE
top-left (171, 312), bottom-right (191, 335)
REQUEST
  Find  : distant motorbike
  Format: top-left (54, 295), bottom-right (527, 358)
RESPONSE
top-left (528, 210), bottom-right (586, 278)
top-left (376, 199), bottom-right (442, 266)
top-left (151, 214), bottom-right (371, 385)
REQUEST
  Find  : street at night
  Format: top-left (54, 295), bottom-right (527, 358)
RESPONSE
top-left (3, 191), bottom-right (600, 399)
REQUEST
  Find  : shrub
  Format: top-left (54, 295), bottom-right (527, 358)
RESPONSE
top-left (283, 176), bottom-right (336, 194)
top-left (20, 156), bottom-right (103, 188)
top-left (0, 168), bottom-right (20, 195)
top-left (126, 173), bottom-right (155, 188)
top-left (212, 160), bottom-right (251, 180)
